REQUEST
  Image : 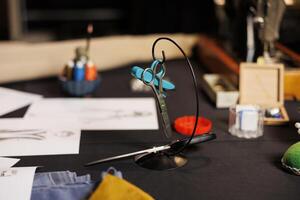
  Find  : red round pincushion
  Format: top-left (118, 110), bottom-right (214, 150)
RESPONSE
top-left (174, 116), bottom-right (212, 136)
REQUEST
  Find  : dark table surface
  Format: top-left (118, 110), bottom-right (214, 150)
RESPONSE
top-left (2, 59), bottom-right (300, 200)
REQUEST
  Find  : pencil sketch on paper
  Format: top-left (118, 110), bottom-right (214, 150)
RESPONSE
top-left (25, 98), bottom-right (159, 130)
top-left (0, 119), bottom-right (81, 156)
top-left (74, 107), bottom-right (153, 120)
top-left (40, 105), bottom-right (155, 120)
top-left (81, 109), bottom-right (153, 124)
top-left (0, 129), bottom-right (75, 141)
top-left (0, 169), bottom-right (17, 177)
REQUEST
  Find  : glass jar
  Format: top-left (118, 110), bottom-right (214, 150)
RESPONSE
top-left (228, 105), bottom-right (264, 139)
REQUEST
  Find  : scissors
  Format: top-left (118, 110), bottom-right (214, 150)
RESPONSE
top-left (131, 66), bottom-right (175, 91)
top-left (85, 133), bottom-right (216, 166)
top-left (140, 60), bottom-right (173, 138)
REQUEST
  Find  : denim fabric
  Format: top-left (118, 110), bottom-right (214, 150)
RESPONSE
top-left (31, 168), bottom-right (123, 200)
top-left (31, 171), bottom-right (95, 200)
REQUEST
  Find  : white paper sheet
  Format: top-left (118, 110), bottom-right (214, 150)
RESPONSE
top-left (0, 167), bottom-right (37, 200)
top-left (0, 157), bottom-right (20, 170)
top-left (0, 118), bottom-right (81, 156)
top-left (25, 98), bottom-right (159, 130)
top-left (0, 87), bottom-right (42, 116)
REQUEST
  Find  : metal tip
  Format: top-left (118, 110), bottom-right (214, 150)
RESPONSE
top-left (84, 161), bottom-right (96, 167)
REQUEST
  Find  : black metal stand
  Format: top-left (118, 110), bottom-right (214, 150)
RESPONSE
top-left (134, 37), bottom-right (202, 170)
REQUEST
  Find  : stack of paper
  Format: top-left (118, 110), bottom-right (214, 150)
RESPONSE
top-left (0, 83), bottom-right (160, 200)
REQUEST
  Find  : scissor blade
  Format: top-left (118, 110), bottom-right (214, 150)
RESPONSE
top-left (157, 96), bottom-right (173, 138)
top-left (85, 145), bottom-right (170, 167)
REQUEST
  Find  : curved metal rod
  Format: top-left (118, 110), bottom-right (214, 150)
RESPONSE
top-left (151, 37), bottom-right (200, 156)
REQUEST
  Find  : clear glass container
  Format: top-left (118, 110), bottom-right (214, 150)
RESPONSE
top-left (228, 105), bottom-right (264, 139)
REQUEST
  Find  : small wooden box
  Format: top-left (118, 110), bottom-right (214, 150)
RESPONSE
top-left (202, 74), bottom-right (239, 108)
top-left (239, 63), bottom-right (289, 125)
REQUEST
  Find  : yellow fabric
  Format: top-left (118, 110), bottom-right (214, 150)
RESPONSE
top-left (89, 174), bottom-right (154, 200)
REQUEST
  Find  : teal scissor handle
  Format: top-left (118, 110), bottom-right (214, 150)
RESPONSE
top-left (150, 60), bottom-right (166, 92)
top-left (131, 65), bottom-right (175, 91)
top-left (150, 60), bottom-right (165, 77)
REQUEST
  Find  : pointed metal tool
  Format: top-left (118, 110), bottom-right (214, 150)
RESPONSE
top-left (85, 133), bottom-right (216, 167)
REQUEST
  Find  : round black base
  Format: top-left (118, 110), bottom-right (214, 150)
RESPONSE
top-left (134, 152), bottom-right (187, 170)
